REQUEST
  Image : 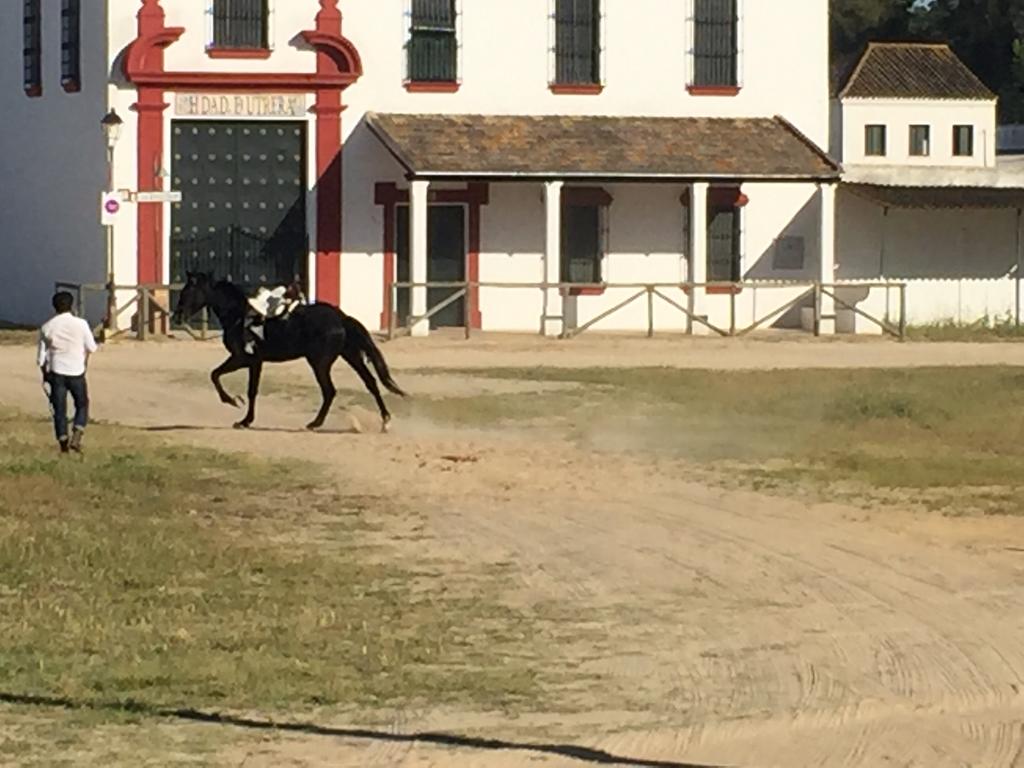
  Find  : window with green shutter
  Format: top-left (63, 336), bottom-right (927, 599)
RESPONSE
top-left (554, 0), bottom-right (601, 85)
top-left (693, 0), bottom-right (738, 88)
top-left (408, 0), bottom-right (458, 83)
top-left (23, 0), bottom-right (42, 96)
top-left (212, 0), bottom-right (269, 49)
top-left (61, 0), bottom-right (81, 92)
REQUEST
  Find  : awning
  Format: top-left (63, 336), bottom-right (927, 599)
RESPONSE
top-left (365, 112), bottom-right (840, 182)
top-left (843, 182), bottom-right (1024, 210)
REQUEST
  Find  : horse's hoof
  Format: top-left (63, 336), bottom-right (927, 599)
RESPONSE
top-left (233, 420), bottom-right (251, 430)
top-left (305, 422), bottom-right (321, 432)
top-left (381, 418), bottom-right (391, 434)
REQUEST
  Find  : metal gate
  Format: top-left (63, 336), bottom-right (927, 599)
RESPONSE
top-left (169, 120), bottom-right (308, 292)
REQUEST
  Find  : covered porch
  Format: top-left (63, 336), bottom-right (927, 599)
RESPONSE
top-left (838, 182), bottom-right (1024, 328)
top-left (364, 112), bottom-right (842, 337)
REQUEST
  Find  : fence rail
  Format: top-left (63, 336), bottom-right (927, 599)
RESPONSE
top-left (53, 281), bottom-right (216, 342)
top-left (56, 279), bottom-right (908, 343)
top-left (388, 280), bottom-right (908, 341)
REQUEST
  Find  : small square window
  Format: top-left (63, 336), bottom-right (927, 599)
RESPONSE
top-left (910, 125), bottom-right (930, 157)
top-left (953, 125), bottom-right (974, 157)
top-left (864, 125), bottom-right (886, 157)
top-left (773, 236), bottom-right (805, 271)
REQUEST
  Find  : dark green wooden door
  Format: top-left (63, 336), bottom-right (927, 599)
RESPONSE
top-left (396, 205), bottom-right (466, 328)
top-left (170, 120), bottom-right (307, 292)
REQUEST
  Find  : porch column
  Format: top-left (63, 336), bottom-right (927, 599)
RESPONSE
top-left (819, 182), bottom-right (837, 335)
top-left (410, 179), bottom-right (430, 337)
top-left (543, 180), bottom-right (564, 336)
top-left (689, 182), bottom-right (709, 335)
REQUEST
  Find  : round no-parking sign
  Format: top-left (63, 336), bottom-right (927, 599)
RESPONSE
top-left (105, 199), bottom-right (120, 215)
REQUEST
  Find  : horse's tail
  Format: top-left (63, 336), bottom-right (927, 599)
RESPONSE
top-left (344, 315), bottom-right (407, 397)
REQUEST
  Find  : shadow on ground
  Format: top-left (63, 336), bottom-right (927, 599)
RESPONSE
top-left (0, 692), bottom-right (727, 768)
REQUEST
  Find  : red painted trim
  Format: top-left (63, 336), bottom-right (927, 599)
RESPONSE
top-left (129, 71), bottom-right (356, 91)
top-left (549, 83), bottom-right (604, 95)
top-left (374, 183), bottom-right (490, 206)
top-left (134, 89), bottom-right (168, 285)
top-left (563, 187), bottom-right (613, 207)
top-left (124, 4), bottom-right (362, 91)
top-left (681, 187), bottom-right (748, 208)
top-left (374, 182), bottom-right (487, 330)
top-left (61, 79), bottom-right (81, 93)
top-left (709, 186), bottom-right (745, 209)
top-left (312, 3), bottom-right (346, 306)
top-left (687, 85), bottom-right (741, 96)
top-left (24, 85), bottom-right (43, 98)
top-left (705, 285), bottom-right (743, 295)
top-left (468, 203), bottom-right (482, 328)
top-left (206, 47), bottom-right (272, 59)
top-left (379, 201), bottom-right (396, 330)
top-left (405, 81), bottom-right (460, 93)
top-left (121, 0), bottom-right (363, 305)
top-left (563, 286), bottom-right (606, 296)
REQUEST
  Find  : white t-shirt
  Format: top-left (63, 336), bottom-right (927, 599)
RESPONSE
top-left (37, 313), bottom-right (98, 376)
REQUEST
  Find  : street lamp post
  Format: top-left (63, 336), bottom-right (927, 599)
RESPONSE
top-left (100, 108), bottom-right (123, 334)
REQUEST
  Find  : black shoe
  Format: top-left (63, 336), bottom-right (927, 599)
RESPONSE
top-left (59, 438), bottom-right (70, 454)
top-left (69, 428), bottom-right (84, 454)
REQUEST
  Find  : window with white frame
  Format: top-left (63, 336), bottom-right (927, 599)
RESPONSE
top-left (405, 0), bottom-right (462, 83)
top-left (209, 0), bottom-right (272, 50)
top-left (549, 0), bottom-right (605, 87)
top-left (688, 0), bottom-right (742, 90)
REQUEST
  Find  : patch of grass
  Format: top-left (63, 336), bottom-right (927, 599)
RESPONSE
top-left (0, 706), bottom-right (225, 767)
top-left (907, 314), bottom-right (1024, 342)
top-left (0, 408), bottom-right (554, 721)
top-left (0, 329), bottom-right (37, 346)
top-left (412, 366), bottom-right (1024, 514)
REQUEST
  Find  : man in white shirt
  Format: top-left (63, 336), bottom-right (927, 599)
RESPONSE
top-left (37, 291), bottom-right (98, 454)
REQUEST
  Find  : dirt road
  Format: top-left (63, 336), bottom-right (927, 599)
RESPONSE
top-left (3, 336), bottom-right (1024, 767)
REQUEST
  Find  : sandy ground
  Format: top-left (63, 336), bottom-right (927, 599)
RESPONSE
top-left (3, 335), bottom-right (1024, 768)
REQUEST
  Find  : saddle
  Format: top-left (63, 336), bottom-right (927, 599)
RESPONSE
top-left (245, 282), bottom-right (307, 352)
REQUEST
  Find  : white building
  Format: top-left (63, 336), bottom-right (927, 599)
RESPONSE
top-left (833, 42), bottom-right (1024, 329)
top-left (1, 0), bottom-right (845, 335)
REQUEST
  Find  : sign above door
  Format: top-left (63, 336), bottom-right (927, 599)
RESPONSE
top-left (174, 93), bottom-right (307, 119)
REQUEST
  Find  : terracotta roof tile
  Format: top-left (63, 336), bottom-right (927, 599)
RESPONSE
top-left (839, 42), bottom-right (995, 101)
top-left (365, 113), bottom-right (839, 180)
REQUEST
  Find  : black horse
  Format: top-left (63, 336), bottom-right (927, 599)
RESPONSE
top-left (173, 272), bottom-right (405, 432)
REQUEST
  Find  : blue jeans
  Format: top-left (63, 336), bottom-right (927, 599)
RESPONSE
top-left (47, 373), bottom-right (89, 441)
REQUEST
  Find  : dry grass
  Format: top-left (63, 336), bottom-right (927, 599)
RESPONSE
top-left (0, 408), bottom-right (572, 764)
top-left (404, 366), bottom-right (1024, 516)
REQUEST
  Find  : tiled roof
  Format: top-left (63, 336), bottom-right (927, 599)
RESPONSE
top-left (365, 113), bottom-right (840, 181)
top-left (843, 182), bottom-right (1024, 209)
top-left (839, 42), bottom-right (995, 101)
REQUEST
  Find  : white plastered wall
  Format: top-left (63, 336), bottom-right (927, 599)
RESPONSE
top-left (0, 3), bottom-right (110, 325)
top-left (837, 189), bottom-right (1022, 327)
top-left (841, 99), bottom-right (997, 168)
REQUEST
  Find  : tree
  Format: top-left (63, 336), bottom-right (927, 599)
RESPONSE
top-left (830, 0), bottom-right (915, 94)
top-left (909, 0), bottom-right (1024, 120)
top-left (831, 0), bottom-right (1024, 121)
